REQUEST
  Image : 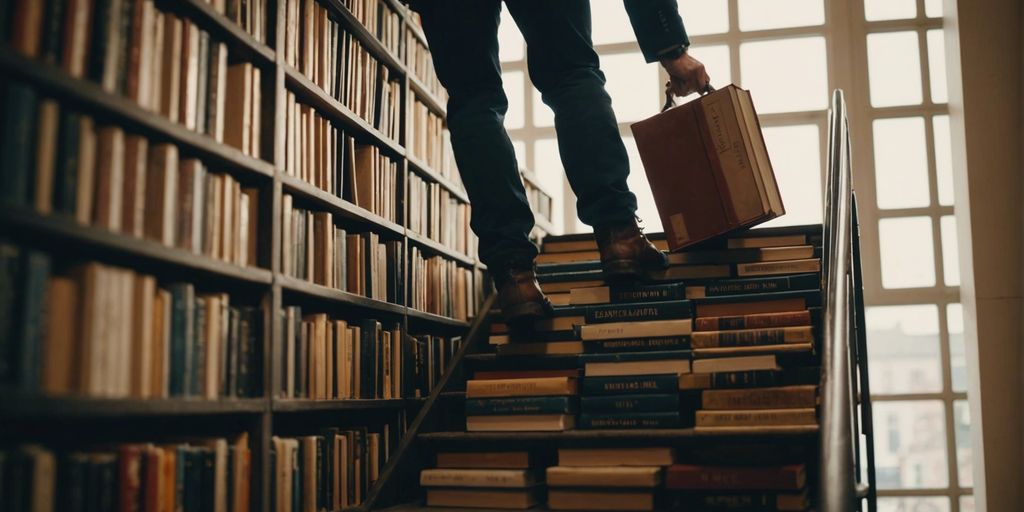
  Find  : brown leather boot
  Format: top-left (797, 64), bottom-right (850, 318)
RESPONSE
top-left (495, 267), bottom-right (553, 325)
top-left (595, 217), bottom-right (669, 281)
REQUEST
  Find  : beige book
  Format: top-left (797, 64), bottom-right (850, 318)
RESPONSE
top-left (466, 376), bottom-right (577, 398)
top-left (578, 319), bottom-right (692, 341)
top-left (334, 320), bottom-right (348, 399)
top-left (541, 280), bottom-right (605, 294)
top-left (93, 126), bottom-right (126, 231)
top-left (728, 233), bottom-right (807, 249)
top-left (569, 286), bottom-right (610, 305)
top-left (224, 62), bottom-right (253, 154)
top-left (436, 452), bottom-right (532, 469)
top-left (179, 21), bottom-right (200, 130)
top-left (548, 489), bottom-right (655, 511)
top-left (202, 295), bottom-right (222, 399)
top-left (281, 194), bottom-right (292, 275)
top-left (466, 414), bottom-right (575, 432)
top-left (33, 100), bottom-right (59, 214)
top-left (148, 11), bottom-right (165, 112)
top-left (121, 136), bottom-right (148, 237)
top-left (420, 469), bottom-right (537, 488)
top-left (76, 264), bottom-right (103, 396)
top-left (144, 144), bottom-right (179, 246)
top-left (151, 289), bottom-right (171, 398)
top-left (62, 0), bottom-right (92, 78)
top-left (546, 466), bottom-right (663, 488)
top-left (237, 192), bottom-right (250, 267)
top-left (74, 117), bottom-right (97, 225)
top-left (736, 258), bottom-right (822, 277)
top-left (558, 447), bottom-right (675, 468)
top-left (250, 65), bottom-right (261, 158)
top-left (584, 359), bottom-right (691, 378)
top-left (691, 354), bottom-right (779, 374)
top-left (130, 275), bottom-right (156, 398)
top-left (696, 408), bottom-right (818, 427)
top-left (702, 385), bottom-right (819, 410)
top-left (41, 276), bottom-right (79, 395)
top-left (160, 15), bottom-right (183, 121)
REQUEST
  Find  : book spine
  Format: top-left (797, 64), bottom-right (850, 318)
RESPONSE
top-left (465, 377), bottom-right (575, 398)
top-left (464, 396), bottom-right (577, 416)
top-left (736, 259), bottom-right (821, 277)
top-left (581, 393), bottom-right (679, 414)
top-left (583, 336), bottom-right (690, 354)
top-left (578, 319), bottom-right (692, 340)
top-left (609, 283), bottom-right (686, 303)
top-left (578, 412), bottom-right (681, 429)
top-left (585, 300), bottom-right (691, 324)
top-left (666, 465), bottom-right (804, 491)
top-left (702, 386), bottom-right (818, 410)
top-left (700, 274), bottom-right (820, 297)
top-left (168, 284), bottom-right (194, 397)
top-left (691, 327), bottom-right (813, 348)
top-left (581, 374), bottom-right (678, 396)
top-left (419, 470), bottom-right (530, 488)
top-left (1, 84), bottom-right (37, 206)
top-left (695, 408), bottom-right (817, 427)
top-left (710, 370), bottom-right (780, 389)
top-left (696, 311), bottom-right (812, 331)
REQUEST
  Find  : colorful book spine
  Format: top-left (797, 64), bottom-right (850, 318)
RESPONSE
top-left (578, 412), bottom-right (681, 429)
top-left (580, 394), bottom-right (679, 414)
top-left (691, 326), bottom-right (814, 348)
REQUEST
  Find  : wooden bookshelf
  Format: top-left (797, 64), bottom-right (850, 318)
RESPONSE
top-left (0, 0), bottom-right (563, 509)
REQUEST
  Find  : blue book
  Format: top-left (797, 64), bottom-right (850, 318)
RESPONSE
top-left (168, 284), bottom-right (195, 397)
top-left (465, 396), bottom-right (578, 416)
top-left (581, 374), bottom-right (678, 396)
top-left (581, 393), bottom-right (679, 414)
top-left (585, 300), bottom-right (692, 324)
top-left (15, 250), bottom-right (50, 392)
top-left (578, 412), bottom-right (681, 429)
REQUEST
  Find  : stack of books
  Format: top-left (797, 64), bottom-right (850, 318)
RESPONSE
top-left (666, 463), bottom-right (810, 511)
top-left (2, 434), bottom-right (251, 512)
top-left (464, 372), bottom-right (578, 432)
top-left (546, 447), bottom-right (674, 511)
top-left (420, 451), bottom-right (542, 509)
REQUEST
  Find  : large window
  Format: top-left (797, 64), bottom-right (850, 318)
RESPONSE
top-left (498, 0), bottom-right (970, 509)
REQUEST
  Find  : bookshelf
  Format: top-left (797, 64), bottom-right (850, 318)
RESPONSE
top-left (0, 0), bottom-right (550, 510)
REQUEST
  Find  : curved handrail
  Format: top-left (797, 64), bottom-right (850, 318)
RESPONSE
top-left (819, 89), bottom-right (858, 510)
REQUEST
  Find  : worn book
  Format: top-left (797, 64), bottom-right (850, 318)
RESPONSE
top-left (419, 469), bottom-right (537, 488)
top-left (584, 300), bottom-right (692, 324)
top-left (569, 282), bottom-right (687, 306)
top-left (691, 354), bottom-right (779, 374)
top-left (631, 84), bottom-right (783, 251)
top-left (465, 377), bottom-right (577, 398)
top-left (583, 336), bottom-right (691, 354)
top-left (702, 385), bottom-right (818, 410)
top-left (686, 274), bottom-right (819, 299)
top-left (466, 414), bottom-right (575, 432)
top-left (666, 464), bottom-right (806, 491)
top-left (546, 466), bottom-right (663, 488)
top-left (694, 290), bottom-right (820, 318)
top-left (693, 342), bottom-right (813, 357)
top-left (578, 319), bottom-right (692, 341)
top-left (548, 489), bottom-right (656, 511)
top-left (736, 258), bottom-right (821, 277)
top-left (695, 310), bottom-right (813, 331)
top-left (582, 374), bottom-right (679, 396)
top-left (667, 245), bottom-right (816, 266)
top-left (691, 326), bottom-right (814, 348)
top-left (558, 447), bottom-right (675, 467)
top-left (670, 489), bottom-right (809, 511)
top-left (582, 351), bottom-right (692, 377)
top-left (578, 412), bottom-right (681, 429)
top-left (465, 396), bottom-right (578, 416)
top-left (695, 408), bottom-right (817, 427)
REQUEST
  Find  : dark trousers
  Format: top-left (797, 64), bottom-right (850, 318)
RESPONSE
top-left (418, 0), bottom-right (637, 271)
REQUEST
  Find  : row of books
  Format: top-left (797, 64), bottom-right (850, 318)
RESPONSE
top-left (407, 172), bottom-right (475, 258)
top-left (282, 0), bottom-right (402, 142)
top-left (271, 427), bottom-right (391, 511)
top-left (202, 0), bottom-right (270, 43)
top-left (7, 2), bottom-right (266, 157)
top-left (1, 87), bottom-right (261, 268)
top-left (1, 248), bottom-right (263, 399)
top-left (408, 247), bottom-right (475, 322)
top-left (522, 174), bottom-right (554, 228)
top-left (281, 196), bottom-right (405, 303)
top-left (279, 307), bottom-right (462, 399)
top-left (420, 449), bottom-right (807, 511)
top-left (2, 436), bottom-right (252, 512)
top-left (408, 97), bottom-right (458, 180)
top-left (405, 16), bottom-right (447, 103)
top-left (341, 0), bottom-right (403, 57)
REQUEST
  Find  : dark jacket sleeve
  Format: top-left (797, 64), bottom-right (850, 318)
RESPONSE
top-left (623, 0), bottom-right (690, 63)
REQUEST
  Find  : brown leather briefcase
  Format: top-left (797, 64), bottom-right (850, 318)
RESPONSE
top-left (630, 84), bottom-right (785, 251)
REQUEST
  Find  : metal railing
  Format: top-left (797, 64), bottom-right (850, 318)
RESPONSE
top-left (819, 89), bottom-right (876, 511)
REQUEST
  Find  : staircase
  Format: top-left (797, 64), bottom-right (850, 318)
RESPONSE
top-left (357, 91), bottom-right (875, 512)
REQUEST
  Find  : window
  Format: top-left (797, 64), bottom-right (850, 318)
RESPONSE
top-left (497, 0), bottom-right (969, 507)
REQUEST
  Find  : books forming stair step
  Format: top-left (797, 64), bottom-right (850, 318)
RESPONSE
top-left (421, 452), bottom-right (542, 509)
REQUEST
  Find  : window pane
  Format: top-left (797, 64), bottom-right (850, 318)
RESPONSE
top-left (947, 303), bottom-right (967, 393)
top-left (927, 29), bottom-right (948, 104)
top-left (532, 88), bottom-right (554, 128)
top-left (879, 216), bottom-right (936, 288)
top-left (677, 44), bottom-right (731, 104)
top-left (954, 400), bottom-right (974, 487)
top-left (864, 0), bottom-right (917, 21)
top-left (933, 115), bottom-right (954, 206)
top-left (503, 71), bottom-right (525, 129)
top-left (960, 496), bottom-right (975, 512)
top-left (873, 401), bottom-right (949, 489)
top-left (867, 31), bottom-right (923, 107)
top-left (498, 6), bottom-right (524, 62)
top-left (866, 305), bottom-right (942, 394)
top-left (760, 125), bottom-right (823, 227)
top-left (878, 497), bottom-right (950, 512)
top-left (535, 139), bottom-right (565, 231)
top-left (873, 118), bottom-right (930, 209)
top-left (512, 140), bottom-right (526, 169)
top-left (679, 0), bottom-right (729, 36)
top-left (623, 137), bottom-right (662, 233)
top-left (591, 1), bottom-right (635, 46)
top-left (940, 215), bottom-right (960, 286)
top-left (602, 53), bottom-right (660, 122)
top-left (738, 0), bottom-right (824, 31)
top-left (740, 37), bottom-right (828, 113)
top-left (925, 0), bottom-right (944, 18)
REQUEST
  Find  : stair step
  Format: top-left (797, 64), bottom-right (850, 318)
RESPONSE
top-left (418, 426), bottom-right (818, 443)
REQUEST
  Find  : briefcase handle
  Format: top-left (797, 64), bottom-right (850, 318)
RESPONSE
top-left (662, 81), bottom-right (716, 112)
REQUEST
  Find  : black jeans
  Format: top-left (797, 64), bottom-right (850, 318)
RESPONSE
top-left (418, 0), bottom-right (637, 272)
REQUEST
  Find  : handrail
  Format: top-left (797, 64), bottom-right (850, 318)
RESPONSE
top-left (819, 89), bottom-right (859, 510)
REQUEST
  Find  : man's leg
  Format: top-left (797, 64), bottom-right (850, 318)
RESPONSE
top-left (417, 0), bottom-right (538, 272)
top-left (418, 1), bottom-right (550, 321)
top-left (503, 0), bottom-right (636, 227)
top-left (504, 1), bottom-right (667, 279)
